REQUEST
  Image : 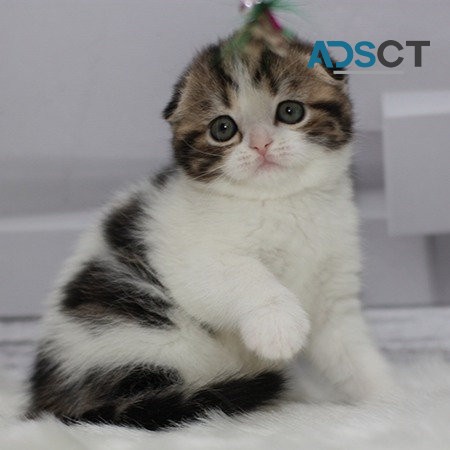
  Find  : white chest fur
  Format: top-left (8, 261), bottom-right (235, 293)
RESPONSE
top-left (148, 175), bottom-right (359, 317)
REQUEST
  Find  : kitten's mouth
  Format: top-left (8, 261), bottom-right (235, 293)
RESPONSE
top-left (256, 157), bottom-right (281, 172)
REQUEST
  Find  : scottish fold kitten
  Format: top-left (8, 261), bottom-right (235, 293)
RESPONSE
top-left (27, 36), bottom-right (393, 429)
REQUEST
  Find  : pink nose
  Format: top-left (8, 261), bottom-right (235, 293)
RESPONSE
top-left (249, 132), bottom-right (273, 156)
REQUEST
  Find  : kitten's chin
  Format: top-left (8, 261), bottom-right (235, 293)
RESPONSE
top-left (187, 175), bottom-right (301, 201)
top-left (236, 159), bottom-right (304, 184)
top-left (225, 158), bottom-right (297, 183)
top-left (209, 164), bottom-right (305, 199)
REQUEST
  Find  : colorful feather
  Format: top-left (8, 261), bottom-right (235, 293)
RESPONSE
top-left (224, 0), bottom-right (298, 58)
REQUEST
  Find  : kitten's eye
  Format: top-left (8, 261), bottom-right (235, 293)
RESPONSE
top-left (209, 115), bottom-right (238, 142)
top-left (276, 101), bottom-right (305, 125)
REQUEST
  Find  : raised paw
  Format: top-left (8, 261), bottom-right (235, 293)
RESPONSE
top-left (239, 297), bottom-right (310, 361)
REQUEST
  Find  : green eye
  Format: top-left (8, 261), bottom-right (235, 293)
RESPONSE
top-left (209, 115), bottom-right (238, 142)
top-left (276, 101), bottom-right (305, 125)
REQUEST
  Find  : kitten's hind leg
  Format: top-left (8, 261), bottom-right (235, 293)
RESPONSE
top-left (305, 299), bottom-right (396, 403)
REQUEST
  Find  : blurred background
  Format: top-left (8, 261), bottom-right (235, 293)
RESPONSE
top-left (0, 0), bottom-right (449, 325)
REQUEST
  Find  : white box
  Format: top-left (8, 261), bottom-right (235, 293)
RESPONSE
top-left (382, 90), bottom-right (450, 235)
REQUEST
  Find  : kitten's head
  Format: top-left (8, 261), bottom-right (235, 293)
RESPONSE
top-left (163, 36), bottom-right (353, 197)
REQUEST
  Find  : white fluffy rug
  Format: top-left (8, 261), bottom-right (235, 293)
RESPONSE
top-left (1, 356), bottom-right (450, 450)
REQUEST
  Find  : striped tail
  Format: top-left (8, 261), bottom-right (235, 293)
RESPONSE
top-left (70, 371), bottom-right (286, 431)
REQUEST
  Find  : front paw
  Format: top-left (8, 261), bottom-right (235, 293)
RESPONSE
top-left (239, 297), bottom-right (310, 361)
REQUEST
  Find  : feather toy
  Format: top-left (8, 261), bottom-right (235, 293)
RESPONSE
top-left (226, 0), bottom-right (298, 57)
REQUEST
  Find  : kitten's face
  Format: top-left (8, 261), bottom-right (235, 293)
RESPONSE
top-left (164, 38), bottom-right (352, 191)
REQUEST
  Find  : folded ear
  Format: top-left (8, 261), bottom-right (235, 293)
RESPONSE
top-left (310, 58), bottom-right (349, 87)
top-left (162, 73), bottom-right (188, 122)
top-left (322, 59), bottom-right (349, 83)
top-left (307, 39), bottom-right (348, 84)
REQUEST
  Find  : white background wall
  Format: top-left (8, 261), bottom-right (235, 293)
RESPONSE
top-left (1, 0), bottom-right (449, 315)
top-left (1, 0), bottom-right (449, 161)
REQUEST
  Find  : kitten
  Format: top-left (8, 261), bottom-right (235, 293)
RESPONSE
top-left (27, 35), bottom-right (393, 430)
